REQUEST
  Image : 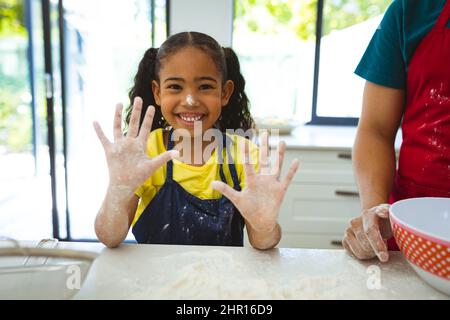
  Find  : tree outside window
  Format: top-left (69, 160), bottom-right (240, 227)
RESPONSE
top-left (233, 0), bottom-right (392, 125)
top-left (0, 0), bottom-right (32, 153)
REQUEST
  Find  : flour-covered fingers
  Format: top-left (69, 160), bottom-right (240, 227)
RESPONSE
top-left (344, 228), bottom-right (375, 260)
top-left (259, 131), bottom-right (270, 174)
top-left (211, 181), bottom-right (241, 206)
top-left (281, 159), bottom-right (299, 193)
top-left (138, 105), bottom-right (155, 145)
top-left (350, 217), bottom-right (374, 254)
top-left (362, 210), bottom-right (389, 262)
top-left (342, 237), bottom-right (356, 258)
top-left (148, 150), bottom-right (179, 171)
top-left (93, 121), bottom-right (111, 150)
top-left (241, 140), bottom-right (255, 178)
top-left (127, 97), bottom-right (143, 138)
top-left (271, 140), bottom-right (286, 179)
top-left (113, 103), bottom-right (124, 141)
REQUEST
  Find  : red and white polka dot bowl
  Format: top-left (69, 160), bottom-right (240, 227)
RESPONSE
top-left (390, 197), bottom-right (450, 296)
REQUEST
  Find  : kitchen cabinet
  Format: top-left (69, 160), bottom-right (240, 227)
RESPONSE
top-left (244, 125), bottom-right (401, 249)
top-left (274, 148), bottom-right (360, 249)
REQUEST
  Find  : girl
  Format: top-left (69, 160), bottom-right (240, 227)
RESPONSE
top-left (343, 0), bottom-right (450, 262)
top-left (93, 31), bottom-right (299, 249)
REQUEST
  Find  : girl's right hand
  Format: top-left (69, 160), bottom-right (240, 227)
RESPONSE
top-left (93, 97), bottom-right (179, 192)
top-left (342, 204), bottom-right (393, 263)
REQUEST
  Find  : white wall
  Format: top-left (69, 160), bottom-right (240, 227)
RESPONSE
top-left (168, 0), bottom-right (234, 47)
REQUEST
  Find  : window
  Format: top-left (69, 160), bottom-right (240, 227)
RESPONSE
top-left (233, 0), bottom-right (392, 126)
top-left (0, 0), bottom-right (52, 240)
top-left (0, 0), bottom-right (167, 241)
top-left (63, 0), bottom-right (167, 240)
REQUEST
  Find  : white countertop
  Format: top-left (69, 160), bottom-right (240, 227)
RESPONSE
top-left (55, 241), bottom-right (450, 300)
top-left (269, 125), bottom-right (402, 151)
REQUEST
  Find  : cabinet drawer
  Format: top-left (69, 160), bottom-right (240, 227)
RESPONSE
top-left (272, 149), bottom-right (353, 168)
top-left (278, 184), bottom-right (360, 234)
top-left (295, 169), bottom-right (356, 184)
top-left (274, 150), bottom-right (356, 184)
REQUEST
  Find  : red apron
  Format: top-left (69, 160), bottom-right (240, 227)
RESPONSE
top-left (387, 0), bottom-right (450, 250)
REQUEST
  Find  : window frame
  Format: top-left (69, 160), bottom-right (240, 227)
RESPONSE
top-left (232, 0), bottom-right (361, 126)
top-left (307, 0), bottom-right (359, 126)
top-left (28, 0), bottom-right (165, 242)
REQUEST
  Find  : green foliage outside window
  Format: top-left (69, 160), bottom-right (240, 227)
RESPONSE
top-left (235, 0), bottom-right (392, 40)
top-left (0, 0), bottom-right (26, 37)
top-left (0, 0), bottom-right (31, 152)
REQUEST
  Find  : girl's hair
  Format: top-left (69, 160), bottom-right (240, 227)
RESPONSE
top-left (126, 31), bottom-right (254, 133)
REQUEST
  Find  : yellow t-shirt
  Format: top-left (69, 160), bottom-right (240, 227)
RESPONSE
top-left (132, 128), bottom-right (259, 226)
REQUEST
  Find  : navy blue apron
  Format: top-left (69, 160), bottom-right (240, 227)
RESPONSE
top-left (132, 129), bottom-right (245, 246)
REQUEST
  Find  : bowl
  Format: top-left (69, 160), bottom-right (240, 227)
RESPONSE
top-left (255, 117), bottom-right (299, 135)
top-left (389, 197), bottom-right (450, 296)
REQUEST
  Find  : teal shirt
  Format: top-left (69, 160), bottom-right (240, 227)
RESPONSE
top-left (355, 0), bottom-right (450, 89)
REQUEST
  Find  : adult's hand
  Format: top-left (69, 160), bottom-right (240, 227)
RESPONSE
top-left (342, 204), bottom-right (393, 262)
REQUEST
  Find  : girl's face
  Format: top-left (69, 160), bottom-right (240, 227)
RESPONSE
top-left (152, 47), bottom-right (234, 136)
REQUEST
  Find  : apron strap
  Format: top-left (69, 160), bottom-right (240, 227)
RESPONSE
top-left (434, 0), bottom-right (450, 30)
top-left (218, 134), bottom-right (241, 191)
top-left (166, 129), bottom-right (174, 180)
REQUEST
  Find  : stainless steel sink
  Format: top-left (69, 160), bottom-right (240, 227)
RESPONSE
top-left (0, 239), bottom-right (98, 299)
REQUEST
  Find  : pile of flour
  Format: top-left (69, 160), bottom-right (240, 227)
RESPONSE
top-left (127, 250), bottom-right (366, 299)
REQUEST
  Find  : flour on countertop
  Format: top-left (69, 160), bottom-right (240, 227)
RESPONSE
top-left (83, 248), bottom-right (448, 300)
top-left (125, 250), bottom-right (368, 299)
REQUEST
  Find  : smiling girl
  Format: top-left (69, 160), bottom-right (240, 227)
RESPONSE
top-left (93, 32), bottom-right (299, 249)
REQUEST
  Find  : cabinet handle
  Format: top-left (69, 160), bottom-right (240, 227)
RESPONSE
top-left (331, 240), bottom-right (343, 247)
top-left (335, 190), bottom-right (360, 197)
top-left (337, 153), bottom-right (352, 160)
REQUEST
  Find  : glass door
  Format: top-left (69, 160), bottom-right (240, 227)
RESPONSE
top-left (62, 0), bottom-right (165, 240)
top-left (0, 0), bottom-right (166, 242)
top-left (0, 0), bottom-right (54, 240)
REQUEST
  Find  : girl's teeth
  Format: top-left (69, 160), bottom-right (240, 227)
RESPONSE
top-left (180, 115), bottom-right (202, 121)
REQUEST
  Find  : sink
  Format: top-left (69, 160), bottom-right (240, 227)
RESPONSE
top-left (0, 240), bottom-right (98, 299)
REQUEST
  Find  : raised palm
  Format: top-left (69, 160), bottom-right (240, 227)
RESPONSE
top-left (212, 132), bottom-right (299, 231)
top-left (93, 97), bottom-right (178, 191)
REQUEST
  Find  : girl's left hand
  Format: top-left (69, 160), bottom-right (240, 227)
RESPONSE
top-left (211, 131), bottom-right (300, 232)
